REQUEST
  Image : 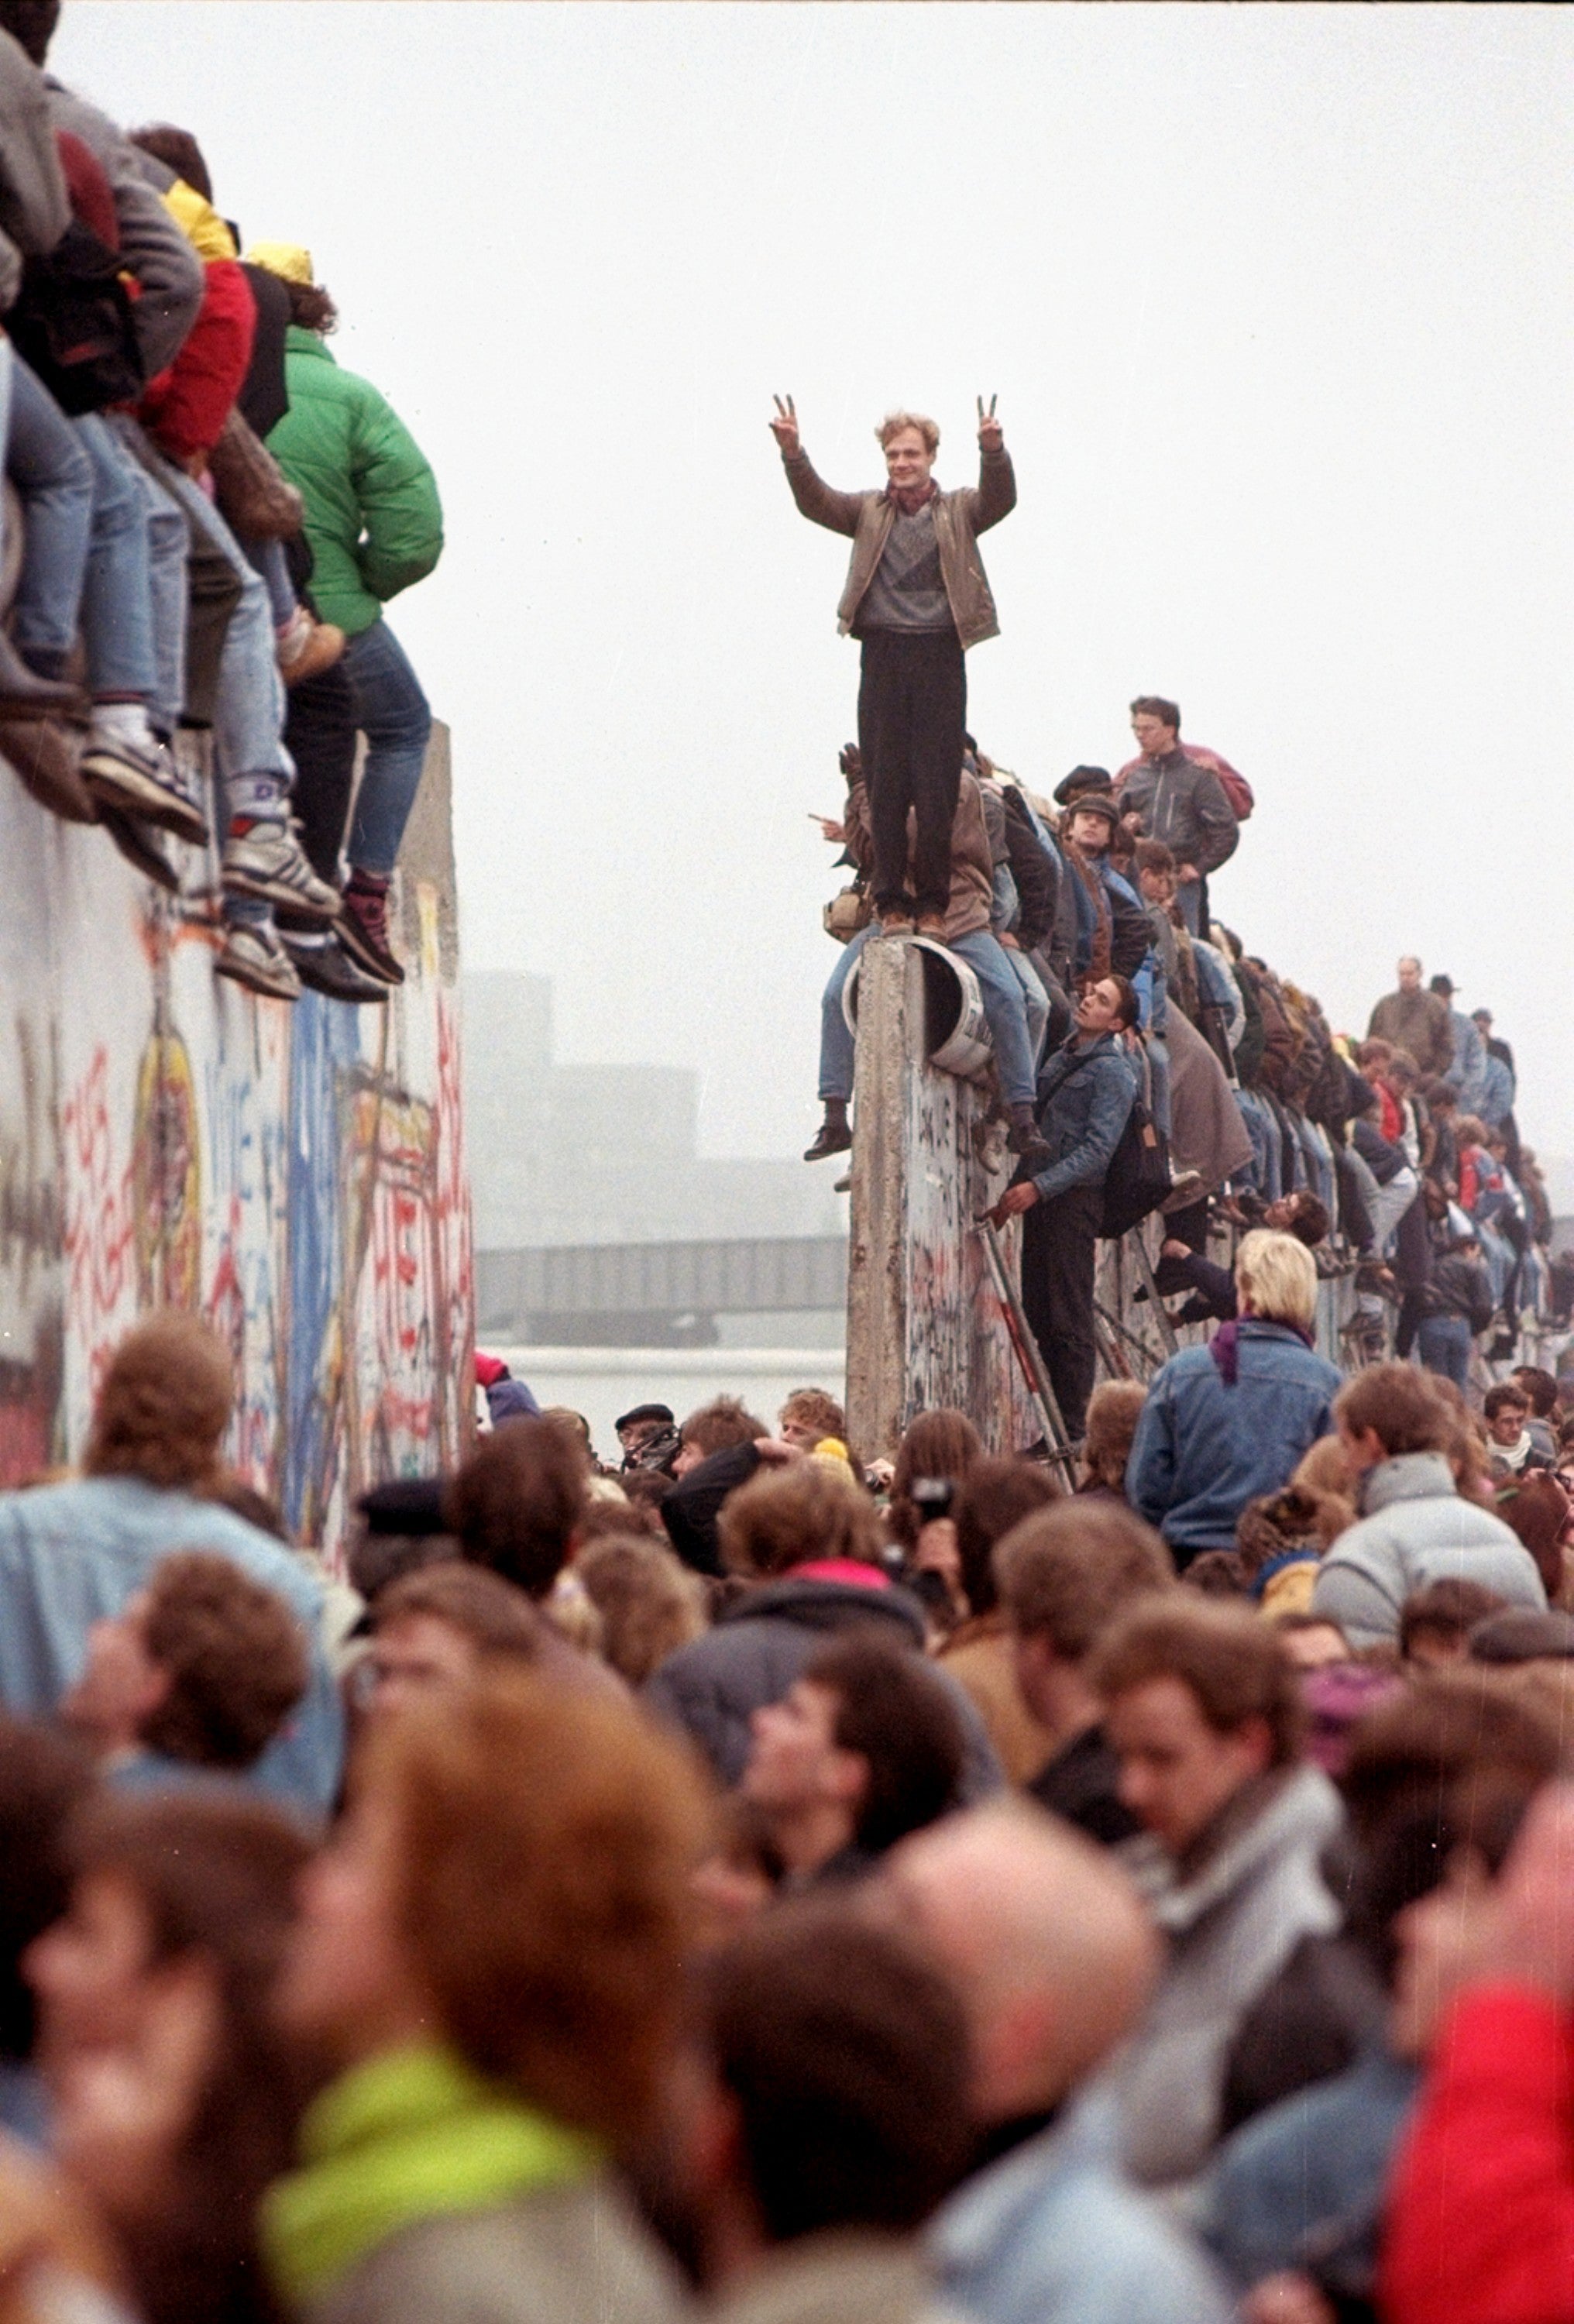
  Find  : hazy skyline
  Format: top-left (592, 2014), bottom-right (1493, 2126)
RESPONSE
top-left (59, 2), bottom-right (1573, 1169)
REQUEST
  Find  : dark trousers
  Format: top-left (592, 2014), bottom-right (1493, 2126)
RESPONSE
top-left (284, 658), bottom-right (359, 883)
top-left (857, 629), bottom-right (965, 916)
top-left (1020, 1180), bottom-right (1104, 1442)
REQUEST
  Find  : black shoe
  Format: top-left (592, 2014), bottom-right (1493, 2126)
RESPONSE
top-left (280, 931), bottom-right (390, 1005)
top-left (803, 1116), bottom-right (852, 1163)
top-left (98, 806), bottom-right (180, 892)
top-left (1006, 1118), bottom-right (1053, 1170)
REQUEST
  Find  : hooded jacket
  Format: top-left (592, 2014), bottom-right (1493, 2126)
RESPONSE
top-left (641, 1567), bottom-right (1001, 1798)
top-left (266, 327), bottom-right (443, 637)
top-left (1088, 1765), bottom-right (1343, 2195)
top-left (782, 445), bottom-right (1015, 651)
top-left (1310, 1451), bottom-right (1546, 1648)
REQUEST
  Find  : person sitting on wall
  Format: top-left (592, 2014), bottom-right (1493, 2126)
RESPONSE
top-left (806, 757), bottom-right (1050, 1170)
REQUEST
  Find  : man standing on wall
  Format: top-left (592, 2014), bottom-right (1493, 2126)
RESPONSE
top-left (1119, 697), bottom-right (1238, 937)
top-left (770, 394), bottom-right (1016, 937)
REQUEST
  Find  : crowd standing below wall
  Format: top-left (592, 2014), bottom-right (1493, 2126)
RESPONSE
top-left (0, 0), bottom-right (442, 1002)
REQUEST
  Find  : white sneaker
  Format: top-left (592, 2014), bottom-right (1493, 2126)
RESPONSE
top-left (215, 923), bottom-right (301, 1002)
top-left (81, 733), bottom-right (207, 846)
top-left (222, 820), bottom-right (341, 922)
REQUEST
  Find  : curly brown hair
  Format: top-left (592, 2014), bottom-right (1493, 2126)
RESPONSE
top-left (719, 1462), bottom-right (884, 1579)
top-left (85, 1315), bottom-right (233, 1492)
top-left (139, 1552), bottom-right (308, 1770)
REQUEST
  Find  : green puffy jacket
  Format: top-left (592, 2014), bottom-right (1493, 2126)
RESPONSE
top-left (266, 327), bottom-right (442, 638)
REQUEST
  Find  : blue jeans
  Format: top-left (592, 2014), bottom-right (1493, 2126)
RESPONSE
top-left (103, 415), bottom-right (191, 731)
top-left (1175, 877), bottom-right (1203, 936)
top-left (817, 926), bottom-right (1036, 1108)
top-left (6, 357), bottom-right (92, 672)
top-left (150, 453), bottom-right (291, 787)
top-left (342, 619), bottom-right (431, 875)
top-left (1418, 1313), bottom-right (1472, 1389)
top-left (1005, 946), bottom-right (1050, 1072)
top-left (70, 417), bottom-right (160, 702)
top-left (242, 533), bottom-right (297, 628)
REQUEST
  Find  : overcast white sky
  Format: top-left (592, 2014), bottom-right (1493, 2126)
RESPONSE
top-left (60, 2), bottom-right (1574, 1176)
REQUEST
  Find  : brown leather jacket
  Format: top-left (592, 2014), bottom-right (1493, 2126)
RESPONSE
top-left (846, 770), bottom-right (992, 942)
top-left (782, 446), bottom-right (1016, 650)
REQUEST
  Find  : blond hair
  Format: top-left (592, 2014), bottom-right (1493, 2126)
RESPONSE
top-left (1235, 1229), bottom-right (1318, 1332)
top-left (877, 409), bottom-right (940, 456)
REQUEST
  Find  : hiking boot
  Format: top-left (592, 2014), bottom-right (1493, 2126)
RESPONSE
top-left (0, 716), bottom-right (98, 823)
top-left (1006, 1105), bottom-right (1053, 1171)
top-left (804, 1105), bottom-right (852, 1163)
top-left (339, 875), bottom-right (405, 985)
top-left (215, 923), bottom-right (301, 1002)
top-left (915, 913), bottom-right (947, 939)
top-left (280, 930), bottom-right (390, 1006)
top-left (278, 609), bottom-right (346, 686)
top-left (81, 733), bottom-right (208, 845)
top-left (877, 911), bottom-right (916, 937)
top-left (98, 806), bottom-right (180, 893)
top-left (222, 820), bottom-right (341, 922)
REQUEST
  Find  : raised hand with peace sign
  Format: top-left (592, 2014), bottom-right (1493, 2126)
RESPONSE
top-left (977, 394), bottom-right (1003, 455)
top-left (768, 394), bottom-right (800, 459)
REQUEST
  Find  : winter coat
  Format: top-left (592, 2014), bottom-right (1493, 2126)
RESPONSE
top-left (1366, 988), bottom-right (1453, 1078)
top-left (1088, 1765), bottom-right (1343, 2193)
top-left (43, 81), bottom-right (202, 376)
top-left (1421, 1251), bottom-right (1494, 1333)
top-left (1001, 786), bottom-right (1058, 951)
top-left (1029, 1033), bottom-right (1138, 1206)
top-left (1381, 1986), bottom-right (1574, 2324)
top-left (935, 1613), bottom-right (1053, 1786)
top-left (715, 2233), bottom-right (957, 2324)
top-left (1235, 962), bottom-right (1301, 1098)
top-left (1442, 1007), bottom-right (1490, 1116)
top-left (1310, 1451), bottom-right (1546, 1648)
top-left (1120, 751), bottom-right (1239, 880)
top-left (0, 29), bottom-right (67, 312)
top-left (267, 327), bottom-right (443, 637)
top-left (782, 445), bottom-right (1016, 651)
top-left (642, 1567), bottom-right (1002, 1797)
top-left (933, 2112), bottom-right (1231, 2324)
top-left (1126, 1323), bottom-right (1341, 1559)
top-left (1166, 1005), bottom-right (1254, 1196)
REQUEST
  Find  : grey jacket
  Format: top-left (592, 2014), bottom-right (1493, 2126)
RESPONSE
top-left (782, 448), bottom-right (1016, 650)
top-left (43, 78), bottom-right (202, 376)
top-left (1121, 751), bottom-right (1239, 879)
top-left (311, 2177), bottom-right (682, 2324)
top-left (933, 2113), bottom-right (1230, 2324)
top-left (1311, 1451), bottom-right (1545, 1648)
top-left (0, 29), bottom-right (67, 310)
top-left (1089, 1765), bottom-right (1342, 2195)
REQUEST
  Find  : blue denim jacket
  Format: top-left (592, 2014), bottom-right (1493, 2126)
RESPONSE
top-left (0, 1474), bottom-right (344, 1813)
top-left (1126, 1322), bottom-right (1342, 1555)
top-left (1032, 1033), bottom-right (1139, 1205)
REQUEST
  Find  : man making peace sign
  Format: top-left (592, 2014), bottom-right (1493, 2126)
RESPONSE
top-left (770, 396), bottom-right (1016, 935)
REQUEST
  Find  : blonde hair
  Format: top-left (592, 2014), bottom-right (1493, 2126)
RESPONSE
top-left (877, 409), bottom-right (940, 456)
top-left (1235, 1229), bottom-right (1318, 1332)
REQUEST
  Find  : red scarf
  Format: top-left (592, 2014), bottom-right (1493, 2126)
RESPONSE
top-left (886, 479), bottom-right (938, 517)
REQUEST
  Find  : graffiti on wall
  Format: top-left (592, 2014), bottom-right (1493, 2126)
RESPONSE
top-left (0, 764), bottom-right (474, 1552)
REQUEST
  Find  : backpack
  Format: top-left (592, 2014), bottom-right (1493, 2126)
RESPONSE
top-left (1210, 758), bottom-right (1255, 823)
top-left (1100, 1081), bottom-right (1171, 1240)
top-left (9, 217), bottom-right (144, 414)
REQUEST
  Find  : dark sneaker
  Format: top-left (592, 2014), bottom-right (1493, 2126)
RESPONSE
top-left (339, 879), bottom-right (405, 985)
top-left (98, 806), bottom-right (180, 893)
top-left (215, 923), bottom-right (301, 1002)
top-left (82, 734), bottom-right (207, 846)
top-left (280, 930), bottom-right (390, 1006)
top-left (804, 1117), bottom-right (853, 1162)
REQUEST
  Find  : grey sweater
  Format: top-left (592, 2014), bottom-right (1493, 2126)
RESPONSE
top-left (1311, 1451), bottom-right (1545, 1648)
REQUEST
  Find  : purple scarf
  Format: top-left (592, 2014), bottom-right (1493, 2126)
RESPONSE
top-left (1209, 1316), bottom-right (1316, 1387)
top-left (885, 478), bottom-right (938, 516)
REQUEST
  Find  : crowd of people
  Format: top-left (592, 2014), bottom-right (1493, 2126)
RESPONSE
top-left (4, 1309), bottom-right (1574, 2324)
top-left (0, 0), bottom-right (442, 1001)
top-left (775, 400), bottom-right (1559, 1450)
